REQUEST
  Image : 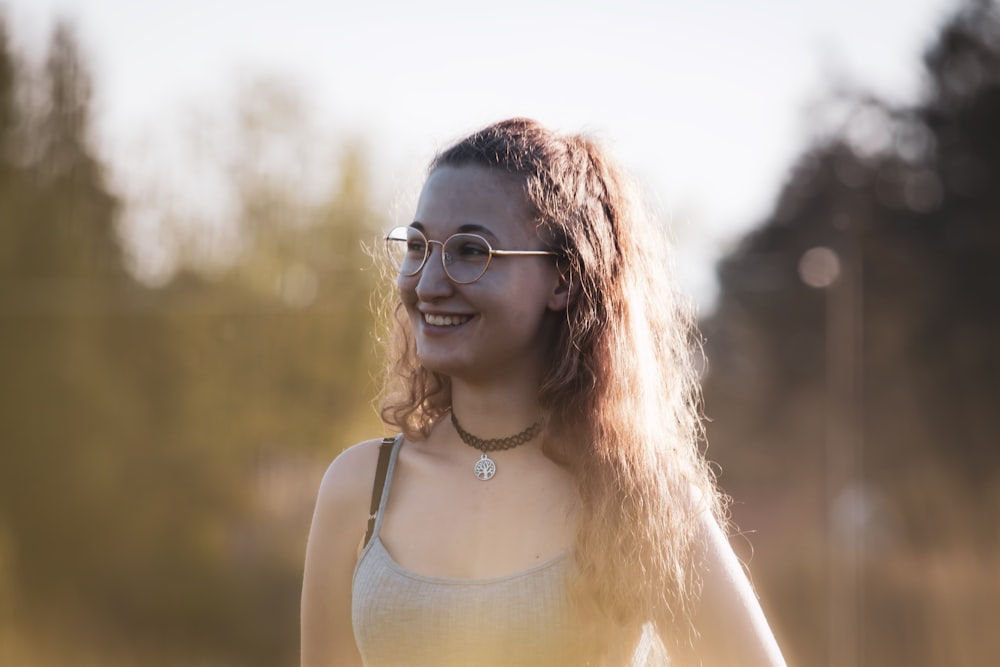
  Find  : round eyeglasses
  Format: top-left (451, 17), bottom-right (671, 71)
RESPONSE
top-left (385, 226), bottom-right (558, 284)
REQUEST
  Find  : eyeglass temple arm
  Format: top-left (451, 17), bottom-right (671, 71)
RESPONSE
top-left (489, 250), bottom-right (559, 256)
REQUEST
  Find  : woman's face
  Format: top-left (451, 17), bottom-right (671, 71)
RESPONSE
top-left (399, 164), bottom-right (567, 385)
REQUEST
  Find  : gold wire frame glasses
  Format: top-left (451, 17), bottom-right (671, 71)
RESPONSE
top-left (384, 226), bottom-right (558, 284)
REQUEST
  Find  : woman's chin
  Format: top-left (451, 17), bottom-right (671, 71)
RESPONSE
top-left (415, 351), bottom-right (467, 377)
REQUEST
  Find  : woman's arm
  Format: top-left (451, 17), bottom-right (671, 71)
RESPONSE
top-left (679, 508), bottom-right (787, 667)
top-left (301, 440), bottom-right (382, 667)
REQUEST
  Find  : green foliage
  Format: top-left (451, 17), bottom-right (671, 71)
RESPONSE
top-left (702, 1), bottom-right (1000, 665)
top-left (0, 17), bottom-right (386, 667)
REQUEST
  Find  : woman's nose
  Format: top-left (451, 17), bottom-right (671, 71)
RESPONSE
top-left (414, 244), bottom-right (453, 299)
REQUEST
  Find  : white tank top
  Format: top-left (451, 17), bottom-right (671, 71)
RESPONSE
top-left (351, 436), bottom-right (587, 667)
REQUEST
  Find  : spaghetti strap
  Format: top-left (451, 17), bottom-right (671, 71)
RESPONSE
top-left (362, 434), bottom-right (403, 548)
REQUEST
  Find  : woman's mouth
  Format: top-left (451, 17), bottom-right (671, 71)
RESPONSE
top-left (423, 313), bottom-right (472, 327)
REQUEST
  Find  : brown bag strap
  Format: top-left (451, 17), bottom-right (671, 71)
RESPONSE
top-left (363, 436), bottom-right (397, 549)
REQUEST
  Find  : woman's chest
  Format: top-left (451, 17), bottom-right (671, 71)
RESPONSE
top-left (353, 539), bottom-right (585, 667)
top-left (380, 455), bottom-right (577, 579)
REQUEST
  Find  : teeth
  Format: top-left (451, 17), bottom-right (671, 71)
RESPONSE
top-left (424, 313), bottom-right (471, 327)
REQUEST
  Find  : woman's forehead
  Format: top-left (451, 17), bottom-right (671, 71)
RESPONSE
top-left (414, 165), bottom-right (536, 241)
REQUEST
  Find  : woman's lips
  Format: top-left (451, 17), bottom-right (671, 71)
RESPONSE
top-left (423, 313), bottom-right (473, 327)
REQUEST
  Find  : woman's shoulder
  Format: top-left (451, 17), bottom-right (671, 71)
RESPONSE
top-left (315, 437), bottom-right (396, 513)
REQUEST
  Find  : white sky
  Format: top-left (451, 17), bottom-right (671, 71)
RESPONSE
top-left (3, 0), bottom-right (957, 309)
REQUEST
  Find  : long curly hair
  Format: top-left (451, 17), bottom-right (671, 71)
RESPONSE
top-left (379, 118), bottom-right (725, 664)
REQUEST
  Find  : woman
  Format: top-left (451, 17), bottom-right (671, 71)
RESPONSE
top-left (301, 118), bottom-right (785, 666)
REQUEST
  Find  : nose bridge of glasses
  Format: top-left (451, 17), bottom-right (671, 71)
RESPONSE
top-left (424, 238), bottom-right (454, 266)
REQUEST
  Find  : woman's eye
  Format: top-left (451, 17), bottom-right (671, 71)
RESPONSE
top-left (457, 242), bottom-right (489, 257)
top-left (407, 241), bottom-right (426, 254)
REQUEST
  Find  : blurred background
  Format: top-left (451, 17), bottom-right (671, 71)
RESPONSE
top-left (0, 0), bottom-right (997, 665)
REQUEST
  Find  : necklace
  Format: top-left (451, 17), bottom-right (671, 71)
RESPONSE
top-left (450, 411), bottom-right (544, 481)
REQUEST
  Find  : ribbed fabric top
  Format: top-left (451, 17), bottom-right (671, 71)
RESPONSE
top-left (352, 436), bottom-right (587, 667)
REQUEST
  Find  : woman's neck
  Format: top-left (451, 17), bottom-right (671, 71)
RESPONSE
top-left (448, 378), bottom-right (544, 440)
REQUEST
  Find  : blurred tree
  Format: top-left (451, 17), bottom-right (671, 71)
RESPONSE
top-left (0, 15), bottom-right (19, 622)
top-left (0, 18), bottom-right (385, 667)
top-left (0, 18), bottom-right (130, 608)
top-left (112, 79), bottom-right (387, 662)
top-left (0, 18), bottom-right (18, 270)
top-left (701, 1), bottom-right (1000, 665)
top-left (213, 79), bottom-right (386, 454)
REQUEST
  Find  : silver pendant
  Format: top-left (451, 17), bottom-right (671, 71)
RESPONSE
top-left (474, 453), bottom-right (496, 481)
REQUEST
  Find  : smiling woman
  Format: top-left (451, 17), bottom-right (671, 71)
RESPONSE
top-left (394, 164), bottom-right (569, 386)
top-left (300, 118), bottom-right (786, 667)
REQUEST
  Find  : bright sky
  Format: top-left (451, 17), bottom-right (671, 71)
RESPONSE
top-left (4, 0), bottom-right (957, 309)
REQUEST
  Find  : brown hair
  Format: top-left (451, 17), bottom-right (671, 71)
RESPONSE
top-left (379, 118), bottom-right (725, 663)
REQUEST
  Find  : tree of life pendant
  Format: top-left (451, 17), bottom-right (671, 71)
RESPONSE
top-left (474, 453), bottom-right (496, 481)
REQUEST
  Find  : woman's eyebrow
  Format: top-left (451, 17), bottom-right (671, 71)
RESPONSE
top-left (410, 221), bottom-right (500, 242)
top-left (456, 223), bottom-right (498, 241)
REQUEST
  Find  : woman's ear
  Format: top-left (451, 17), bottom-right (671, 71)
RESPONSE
top-left (547, 271), bottom-right (572, 312)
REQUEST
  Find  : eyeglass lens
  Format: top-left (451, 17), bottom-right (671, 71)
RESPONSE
top-left (385, 227), bottom-right (493, 283)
